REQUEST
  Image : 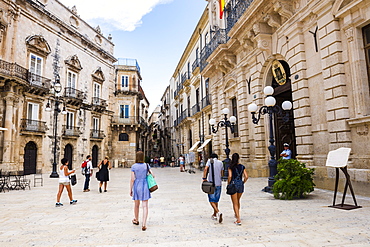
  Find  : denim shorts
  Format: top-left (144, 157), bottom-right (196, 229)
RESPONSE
top-left (208, 186), bottom-right (222, 202)
top-left (234, 179), bottom-right (244, 193)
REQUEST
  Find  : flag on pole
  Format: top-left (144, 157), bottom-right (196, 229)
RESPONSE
top-left (219, 0), bottom-right (225, 19)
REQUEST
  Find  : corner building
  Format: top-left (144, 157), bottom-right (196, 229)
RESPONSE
top-left (0, 0), bottom-right (150, 173)
top-left (168, 0), bottom-right (370, 196)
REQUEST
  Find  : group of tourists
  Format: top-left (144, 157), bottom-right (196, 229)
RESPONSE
top-left (55, 155), bottom-right (112, 207)
top-left (202, 152), bottom-right (248, 225)
top-left (55, 143), bottom-right (291, 230)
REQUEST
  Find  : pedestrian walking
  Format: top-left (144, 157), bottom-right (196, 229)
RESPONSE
top-left (56, 158), bottom-right (77, 207)
top-left (97, 156), bottom-right (112, 193)
top-left (280, 143), bottom-right (292, 159)
top-left (202, 153), bottom-right (224, 223)
top-left (227, 153), bottom-right (248, 225)
top-left (130, 151), bottom-right (154, 231)
top-left (171, 156), bottom-right (175, 167)
top-left (83, 155), bottom-right (93, 192)
top-left (160, 156), bottom-right (165, 168)
top-left (179, 155), bottom-right (185, 172)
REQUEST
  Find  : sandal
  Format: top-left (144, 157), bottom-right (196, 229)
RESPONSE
top-left (132, 219), bottom-right (139, 225)
top-left (142, 226), bottom-right (147, 231)
top-left (234, 221), bottom-right (242, 226)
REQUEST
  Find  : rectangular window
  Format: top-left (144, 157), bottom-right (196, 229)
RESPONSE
top-left (93, 118), bottom-right (99, 131)
top-left (120, 105), bottom-right (130, 118)
top-left (29, 54), bottom-right (42, 76)
top-left (121, 75), bottom-right (129, 89)
top-left (66, 112), bottom-right (74, 129)
top-left (27, 102), bottom-right (39, 121)
top-left (364, 24), bottom-right (370, 90)
top-left (94, 83), bottom-right (101, 98)
top-left (29, 54), bottom-right (43, 86)
top-left (67, 71), bottom-right (77, 89)
top-left (231, 98), bottom-right (238, 137)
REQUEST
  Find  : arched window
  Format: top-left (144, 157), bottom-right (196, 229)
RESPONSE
top-left (119, 133), bottom-right (129, 141)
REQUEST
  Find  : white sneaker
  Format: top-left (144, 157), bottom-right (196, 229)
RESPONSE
top-left (211, 215), bottom-right (217, 220)
top-left (217, 212), bottom-right (223, 223)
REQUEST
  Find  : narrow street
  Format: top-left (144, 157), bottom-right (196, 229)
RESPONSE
top-left (0, 167), bottom-right (369, 246)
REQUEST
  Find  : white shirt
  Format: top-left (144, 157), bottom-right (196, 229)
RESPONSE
top-left (206, 158), bottom-right (223, 186)
top-left (86, 160), bottom-right (93, 174)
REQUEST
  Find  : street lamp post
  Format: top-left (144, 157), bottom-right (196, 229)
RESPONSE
top-left (46, 75), bottom-right (67, 178)
top-left (209, 108), bottom-right (237, 181)
top-left (248, 86), bottom-right (292, 192)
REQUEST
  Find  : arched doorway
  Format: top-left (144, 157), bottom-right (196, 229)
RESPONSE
top-left (92, 145), bottom-right (99, 168)
top-left (64, 144), bottom-right (73, 170)
top-left (24, 142), bottom-right (37, 175)
top-left (269, 60), bottom-right (297, 159)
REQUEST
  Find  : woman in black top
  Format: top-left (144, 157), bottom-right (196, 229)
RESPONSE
top-left (227, 153), bottom-right (248, 225)
top-left (98, 156), bottom-right (112, 193)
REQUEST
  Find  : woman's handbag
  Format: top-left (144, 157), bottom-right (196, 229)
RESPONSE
top-left (70, 174), bottom-right (77, 186)
top-left (146, 164), bottom-right (158, 192)
top-left (201, 159), bottom-right (215, 194)
top-left (226, 166), bottom-right (243, 195)
top-left (226, 182), bottom-right (237, 195)
top-left (95, 171), bottom-right (100, 181)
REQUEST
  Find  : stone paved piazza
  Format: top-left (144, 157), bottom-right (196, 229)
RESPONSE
top-left (0, 167), bottom-right (369, 246)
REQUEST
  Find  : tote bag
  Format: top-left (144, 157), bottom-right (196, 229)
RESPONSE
top-left (146, 164), bottom-right (158, 192)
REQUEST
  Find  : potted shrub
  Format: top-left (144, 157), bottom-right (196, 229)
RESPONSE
top-left (273, 158), bottom-right (315, 200)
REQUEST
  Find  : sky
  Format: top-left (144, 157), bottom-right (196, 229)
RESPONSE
top-left (58, 0), bottom-right (208, 114)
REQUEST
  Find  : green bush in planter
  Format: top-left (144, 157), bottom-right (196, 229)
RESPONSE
top-left (273, 158), bottom-right (315, 200)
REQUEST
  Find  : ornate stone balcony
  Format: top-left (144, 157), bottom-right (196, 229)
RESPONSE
top-left (90, 129), bottom-right (105, 139)
top-left (62, 125), bottom-right (81, 138)
top-left (64, 87), bottom-right (84, 106)
top-left (20, 119), bottom-right (47, 134)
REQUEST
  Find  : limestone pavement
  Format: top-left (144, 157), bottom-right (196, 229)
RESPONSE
top-left (0, 167), bottom-right (369, 246)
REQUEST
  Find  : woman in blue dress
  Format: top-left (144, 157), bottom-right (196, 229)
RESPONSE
top-left (130, 151), bottom-right (154, 231)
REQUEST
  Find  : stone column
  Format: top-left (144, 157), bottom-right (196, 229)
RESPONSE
top-left (2, 94), bottom-right (15, 165)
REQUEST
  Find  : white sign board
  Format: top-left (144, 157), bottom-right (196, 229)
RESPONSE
top-left (325, 147), bottom-right (351, 168)
top-left (130, 143), bottom-right (136, 147)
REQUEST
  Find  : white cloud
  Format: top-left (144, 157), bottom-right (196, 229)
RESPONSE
top-left (58, 0), bottom-right (173, 31)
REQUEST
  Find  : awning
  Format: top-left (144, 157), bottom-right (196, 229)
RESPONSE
top-left (197, 139), bottom-right (212, 152)
top-left (189, 141), bottom-right (200, 152)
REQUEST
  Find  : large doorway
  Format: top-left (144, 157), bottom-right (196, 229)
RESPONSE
top-left (24, 142), bottom-right (37, 175)
top-left (92, 145), bottom-right (99, 168)
top-left (64, 144), bottom-right (73, 170)
top-left (270, 60), bottom-right (297, 159)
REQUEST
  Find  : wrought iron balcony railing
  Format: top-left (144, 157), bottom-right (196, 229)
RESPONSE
top-left (90, 129), bottom-right (104, 139)
top-left (0, 59), bottom-right (29, 81)
top-left (200, 28), bottom-right (228, 71)
top-left (62, 125), bottom-right (81, 137)
top-left (201, 94), bottom-right (211, 109)
top-left (20, 119), bottom-right (47, 133)
top-left (192, 58), bottom-right (200, 73)
top-left (64, 87), bottom-right (84, 100)
top-left (92, 97), bottom-right (107, 107)
top-left (192, 103), bottom-right (201, 116)
top-left (181, 72), bottom-right (190, 84)
top-left (28, 72), bottom-right (51, 88)
top-left (226, 0), bottom-right (254, 34)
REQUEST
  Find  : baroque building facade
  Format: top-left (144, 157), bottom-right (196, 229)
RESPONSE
top-left (110, 58), bottom-right (150, 167)
top-left (165, 0), bottom-right (370, 196)
top-left (0, 0), bottom-right (149, 174)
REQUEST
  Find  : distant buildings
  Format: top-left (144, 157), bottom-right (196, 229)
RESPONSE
top-left (160, 0), bottom-right (370, 196)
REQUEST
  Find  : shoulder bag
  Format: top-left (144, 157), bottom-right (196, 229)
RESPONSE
top-left (201, 159), bottom-right (215, 194)
top-left (226, 166), bottom-right (243, 195)
top-left (70, 174), bottom-right (77, 186)
top-left (146, 164), bottom-right (158, 192)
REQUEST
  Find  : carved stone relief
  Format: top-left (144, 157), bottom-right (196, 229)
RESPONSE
top-left (64, 54), bottom-right (83, 71)
top-left (25, 35), bottom-right (51, 56)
